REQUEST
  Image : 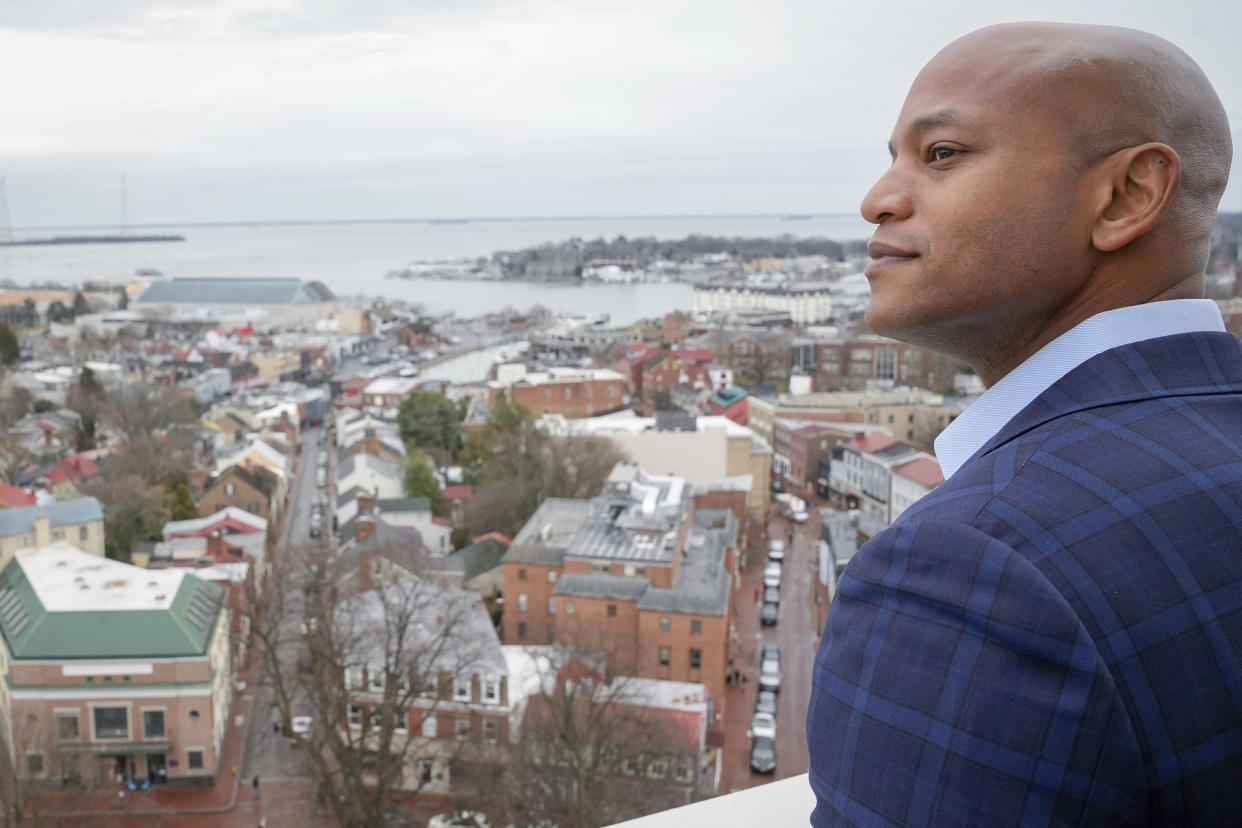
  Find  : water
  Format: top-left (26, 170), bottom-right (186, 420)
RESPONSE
top-left (0, 214), bottom-right (873, 325)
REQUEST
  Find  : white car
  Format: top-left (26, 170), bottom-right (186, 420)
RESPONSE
top-left (759, 658), bottom-right (781, 692)
top-left (790, 510), bottom-right (809, 524)
top-left (429, 812), bottom-right (491, 828)
top-left (763, 562), bottom-right (782, 588)
top-left (291, 716), bottom-right (313, 737)
top-left (749, 711), bottom-right (777, 740)
top-left (768, 539), bottom-right (786, 562)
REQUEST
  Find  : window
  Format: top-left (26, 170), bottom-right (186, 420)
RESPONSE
top-left (622, 756), bottom-right (639, 776)
top-left (143, 710), bottom-right (165, 739)
top-left (517, 594), bottom-right (527, 612)
top-left (909, 414), bottom-right (915, 424)
top-left (658, 646), bottom-right (670, 666)
top-left (590, 562), bottom-right (611, 574)
top-left (517, 568), bottom-right (527, 581)
top-left (187, 750), bottom-right (203, 771)
top-left (660, 617), bottom-right (670, 632)
top-left (547, 597), bottom-right (556, 615)
top-left (79, 526), bottom-right (89, 541)
top-left (224, 482), bottom-right (235, 495)
top-left (607, 604), bottom-right (616, 618)
top-left (93, 707), bottom-right (128, 739)
top-left (690, 619), bottom-right (702, 635)
top-left (517, 622), bottom-right (527, 640)
top-left (546, 570), bottom-right (557, 583)
top-left (624, 564), bottom-right (646, 577)
top-left (370, 709), bottom-right (384, 729)
top-left (57, 713), bottom-right (79, 741)
top-left (453, 677), bottom-right (472, 701)
top-left (26, 753), bottom-right (43, 777)
top-left (455, 718), bottom-right (471, 741)
top-left (346, 666), bottom-right (364, 690)
top-left (419, 759), bottom-right (434, 785)
top-left (188, 710), bottom-right (200, 721)
top-left (370, 667), bottom-right (384, 692)
top-left (674, 758), bottom-right (694, 783)
top-left (482, 719), bottom-right (498, 743)
top-left (482, 679), bottom-right (499, 703)
top-left (348, 705), bottom-right (364, 728)
top-left (565, 600), bottom-right (575, 615)
top-left (16, 535), bottom-right (33, 549)
top-left (689, 648), bottom-right (702, 670)
top-left (421, 713), bottom-right (437, 738)
top-left (51, 529), bottom-right (65, 540)
top-left (647, 756), bottom-right (667, 778)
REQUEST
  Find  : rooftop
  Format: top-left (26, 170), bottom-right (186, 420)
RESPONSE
top-left (505, 499), bottom-right (593, 565)
top-left (0, 497), bottom-right (103, 538)
top-left (893, 456), bottom-right (945, 488)
top-left (0, 543), bottom-right (226, 660)
top-left (137, 277), bottom-right (335, 306)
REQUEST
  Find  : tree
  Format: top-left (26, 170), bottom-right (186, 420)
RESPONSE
top-left (44, 301), bottom-right (70, 324)
top-left (89, 474), bottom-right (171, 562)
top-left (71, 291), bottom-right (89, 317)
top-left (459, 401), bottom-right (627, 539)
top-left (0, 431), bottom-right (34, 485)
top-left (247, 545), bottom-right (498, 828)
top-left (396, 391), bottom-right (463, 465)
top-left (168, 482), bottom-right (198, 521)
top-left (103, 383), bottom-right (198, 444)
top-left (493, 641), bottom-right (688, 828)
top-left (402, 444), bottom-right (444, 516)
top-left (0, 323), bottom-right (18, 365)
top-left (0, 384), bottom-right (32, 428)
top-left (116, 288), bottom-right (128, 310)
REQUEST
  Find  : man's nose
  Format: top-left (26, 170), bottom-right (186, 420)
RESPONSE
top-left (861, 166), bottom-right (913, 225)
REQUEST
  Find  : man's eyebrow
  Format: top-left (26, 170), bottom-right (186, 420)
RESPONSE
top-left (887, 109), bottom-right (963, 158)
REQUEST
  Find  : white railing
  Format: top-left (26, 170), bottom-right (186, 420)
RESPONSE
top-left (611, 774), bottom-right (813, 826)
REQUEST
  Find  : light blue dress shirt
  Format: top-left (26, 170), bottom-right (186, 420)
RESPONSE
top-left (934, 299), bottom-right (1227, 479)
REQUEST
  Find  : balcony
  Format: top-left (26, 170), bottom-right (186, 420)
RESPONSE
top-left (612, 774), bottom-right (813, 826)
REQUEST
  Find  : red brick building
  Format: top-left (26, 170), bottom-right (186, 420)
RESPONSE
top-left (489, 368), bottom-right (627, 419)
top-left (501, 464), bottom-right (740, 733)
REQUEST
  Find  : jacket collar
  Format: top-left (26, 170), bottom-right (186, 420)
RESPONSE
top-left (966, 331), bottom-right (1242, 467)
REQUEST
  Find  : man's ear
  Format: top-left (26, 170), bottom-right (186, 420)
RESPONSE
top-left (1092, 143), bottom-right (1180, 252)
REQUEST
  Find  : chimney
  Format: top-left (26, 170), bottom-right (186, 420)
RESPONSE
top-left (355, 514), bottom-right (376, 542)
top-left (357, 494), bottom-right (376, 516)
top-left (34, 516), bottom-right (51, 548)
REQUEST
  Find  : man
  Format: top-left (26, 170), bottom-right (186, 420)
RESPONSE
top-left (807, 23), bottom-right (1239, 826)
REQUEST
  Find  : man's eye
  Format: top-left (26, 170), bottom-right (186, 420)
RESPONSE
top-left (929, 146), bottom-right (959, 162)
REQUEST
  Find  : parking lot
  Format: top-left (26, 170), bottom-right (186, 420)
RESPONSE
top-left (720, 509), bottom-right (825, 792)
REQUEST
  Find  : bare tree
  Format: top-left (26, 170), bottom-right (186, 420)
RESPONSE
top-left (247, 543), bottom-right (501, 827)
top-left (495, 636), bottom-right (703, 828)
top-left (0, 710), bottom-right (117, 827)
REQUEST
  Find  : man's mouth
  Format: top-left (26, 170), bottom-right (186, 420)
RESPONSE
top-left (865, 241), bottom-right (918, 277)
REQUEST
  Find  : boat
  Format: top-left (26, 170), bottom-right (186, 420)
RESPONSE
top-left (0, 234), bottom-right (185, 247)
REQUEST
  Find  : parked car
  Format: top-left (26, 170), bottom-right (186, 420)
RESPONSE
top-left (755, 689), bottom-right (777, 716)
top-left (749, 711), bottom-right (777, 740)
top-left (750, 735), bottom-right (777, 774)
top-left (316, 467), bottom-right (327, 487)
top-left (760, 602), bottom-right (779, 626)
top-left (770, 477), bottom-right (785, 493)
top-left (790, 510), bottom-right (809, 524)
top-left (768, 539), bottom-right (786, 562)
top-left (763, 586), bottom-right (780, 606)
top-left (763, 562), bottom-right (782, 588)
top-left (761, 643), bottom-right (781, 665)
top-left (759, 657), bottom-right (781, 691)
top-left (428, 812), bottom-right (491, 828)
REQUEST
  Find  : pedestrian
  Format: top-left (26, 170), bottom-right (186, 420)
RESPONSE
top-left (253, 774), bottom-right (260, 795)
top-left (754, 587), bottom-right (760, 602)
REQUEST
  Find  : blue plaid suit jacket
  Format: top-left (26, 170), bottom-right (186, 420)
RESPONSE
top-left (807, 332), bottom-right (1242, 826)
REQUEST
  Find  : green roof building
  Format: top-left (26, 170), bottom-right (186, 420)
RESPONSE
top-left (0, 543), bottom-right (234, 787)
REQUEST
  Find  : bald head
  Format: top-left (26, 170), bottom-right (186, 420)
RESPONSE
top-left (861, 23), bottom-right (1233, 383)
top-left (926, 23), bottom-right (1232, 236)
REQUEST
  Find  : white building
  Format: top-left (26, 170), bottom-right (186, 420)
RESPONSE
top-left (693, 283), bottom-right (832, 324)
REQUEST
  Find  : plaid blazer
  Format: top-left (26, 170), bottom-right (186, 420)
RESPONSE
top-left (808, 332), bottom-right (1242, 826)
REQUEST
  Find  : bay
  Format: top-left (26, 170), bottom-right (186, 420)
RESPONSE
top-left (0, 214), bottom-right (873, 325)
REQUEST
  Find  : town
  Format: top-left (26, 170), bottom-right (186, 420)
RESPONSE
top-left (1, 222), bottom-right (1241, 827)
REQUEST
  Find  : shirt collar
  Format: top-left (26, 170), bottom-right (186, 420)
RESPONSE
top-left (934, 299), bottom-right (1226, 480)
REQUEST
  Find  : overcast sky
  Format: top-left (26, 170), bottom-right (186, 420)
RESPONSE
top-left (0, 0), bottom-right (1239, 226)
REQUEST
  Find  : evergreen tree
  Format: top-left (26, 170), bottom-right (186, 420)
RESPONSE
top-left (72, 290), bottom-right (90, 317)
top-left (169, 483), bottom-right (199, 521)
top-left (0, 322), bottom-right (19, 365)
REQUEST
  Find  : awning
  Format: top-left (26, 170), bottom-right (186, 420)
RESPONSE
top-left (58, 743), bottom-right (172, 755)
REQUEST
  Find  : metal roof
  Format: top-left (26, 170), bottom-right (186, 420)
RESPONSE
top-left (137, 277), bottom-right (335, 305)
top-left (0, 544), bottom-right (226, 660)
top-left (553, 573), bottom-right (650, 602)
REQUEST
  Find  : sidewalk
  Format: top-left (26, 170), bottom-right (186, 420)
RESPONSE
top-left (720, 518), bottom-right (770, 793)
